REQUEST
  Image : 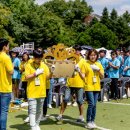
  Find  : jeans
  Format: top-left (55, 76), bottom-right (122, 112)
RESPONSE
top-left (86, 91), bottom-right (99, 122)
top-left (28, 98), bottom-right (44, 130)
top-left (47, 78), bottom-right (54, 105)
top-left (64, 87), bottom-right (84, 105)
top-left (0, 93), bottom-right (11, 130)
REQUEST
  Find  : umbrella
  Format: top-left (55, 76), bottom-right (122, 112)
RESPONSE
top-left (81, 45), bottom-right (93, 50)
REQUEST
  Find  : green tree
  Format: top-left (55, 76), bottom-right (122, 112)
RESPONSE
top-left (88, 23), bottom-right (118, 49)
top-left (116, 17), bottom-right (130, 46)
top-left (77, 31), bottom-right (91, 45)
top-left (44, 0), bottom-right (92, 26)
top-left (2, 0), bottom-right (36, 44)
top-left (122, 11), bottom-right (130, 23)
top-left (109, 9), bottom-right (118, 32)
top-left (101, 7), bottom-right (111, 28)
top-left (110, 9), bottom-right (118, 20)
top-left (0, 3), bottom-right (15, 47)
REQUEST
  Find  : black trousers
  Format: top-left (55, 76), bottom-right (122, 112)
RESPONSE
top-left (22, 81), bottom-right (27, 100)
top-left (110, 78), bottom-right (119, 99)
top-left (43, 89), bottom-right (49, 116)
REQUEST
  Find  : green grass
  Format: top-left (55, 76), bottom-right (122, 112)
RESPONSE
top-left (7, 99), bottom-right (130, 130)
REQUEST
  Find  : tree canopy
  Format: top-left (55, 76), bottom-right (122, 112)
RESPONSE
top-left (0, 0), bottom-right (130, 49)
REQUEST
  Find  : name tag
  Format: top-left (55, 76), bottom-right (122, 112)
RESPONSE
top-left (35, 77), bottom-right (40, 86)
top-left (93, 76), bottom-right (97, 83)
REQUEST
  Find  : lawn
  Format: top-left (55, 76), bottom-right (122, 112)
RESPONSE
top-left (7, 99), bottom-right (130, 130)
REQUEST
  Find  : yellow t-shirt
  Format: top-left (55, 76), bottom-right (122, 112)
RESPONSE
top-left (82, 60), bottom-right (104, 91)
top-left (66, 58), bottom-right (86, 88)
top-left (20, 61), bottom-right (28, 82)
top-left (28, 58), bottom-right (34, 64)
top-left (0, 52), bottom-right (13, 93)
top-left (25, 61), bottom-right (50, 98)
top-left (46, 80), bottom-right (50, 89)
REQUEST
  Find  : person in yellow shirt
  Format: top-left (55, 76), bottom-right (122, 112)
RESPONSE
top-left (56, 45), bottom-right (86, 122)
top-left (25, 50), bottom-right (50, 130)
top-left (79, 49), bottom-right (104, 129)
top-left (0, 38), bottom-right (14, 130)
top-left (20, 52), bottom-right (30, 100)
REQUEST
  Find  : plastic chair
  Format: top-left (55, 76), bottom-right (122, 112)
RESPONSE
top-left (100, 78), bottom-right (112, 102)
top-left (118, 77), bottom-right (130, 99)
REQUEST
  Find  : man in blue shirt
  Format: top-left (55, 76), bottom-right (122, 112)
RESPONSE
top-left (107, 51), bottom-right (120, 99)
top-left (123, 49), bottom-right (130, 77)
top-left (116, 49), bottom-right (124, 77)
top-left (98, 49), bottom-right (109, 77)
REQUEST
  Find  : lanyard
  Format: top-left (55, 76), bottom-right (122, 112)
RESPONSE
top-left (32, 62), bottom-right (40, 70)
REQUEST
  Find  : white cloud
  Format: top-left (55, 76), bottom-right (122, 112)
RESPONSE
top-left (87, 0), bottom-right (126, 6)
top-left (36, 0), bottom-right (130, 15)
top-left (118, 5), bottom-right (130, 15)
top-left (35, 0), bottom-right (48, 5)
top-left (87, 0), bottom-right (130, 15)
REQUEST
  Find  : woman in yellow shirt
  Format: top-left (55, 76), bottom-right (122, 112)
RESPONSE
top-left (80, 49), bottom-right (104, 129)
top-left (20, 52), bottom-right (30, 100)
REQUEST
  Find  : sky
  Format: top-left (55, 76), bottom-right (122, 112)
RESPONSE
top-left (36, 0), bottom-right (130, 15)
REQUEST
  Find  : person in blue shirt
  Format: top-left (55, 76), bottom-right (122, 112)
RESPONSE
top-left (107, 51), bottom-right (120, 99)
top-left (98, 49), bottom-right (109, 77)
top-left (10, 50), bottom-right (21, 99)
top-left (116, 49), bottom-right (124, 77)
top-left (123, 49), bottom-right (130, 77)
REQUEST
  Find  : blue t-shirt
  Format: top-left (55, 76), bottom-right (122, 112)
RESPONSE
top-left (12, 57), bottom-right (21, 79)
top-left (117, 55), bottom-right (123, 74)
top-left (123, 56), bottom-right (130, 76)
top-left (117, 55), bottom-right (123, 63)
top-left (98, 57), bottom-right (108, 74)
top-left (108, 58), bottom-right (120, 78)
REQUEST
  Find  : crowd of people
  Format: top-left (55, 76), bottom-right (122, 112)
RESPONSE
top-left (0, 38), bottom-right (130, 130)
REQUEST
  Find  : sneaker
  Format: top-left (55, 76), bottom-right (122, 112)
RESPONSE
top-left (72, 101), bottom-right (77, 107)
top-left (85, 122), bottom-right (95, 129)
top-left (24, 116), bottom-right (29, 123)
top-left (91, 121), bottom-right (97, 128)
top-left (103, 94), bottom-right (108, 102)
top-left (41, 116), bottom-right (47, 121)
top-left (48, 104), bottom-right (52, 109)
top-left (56, 115), bottom-right (63, 121)
top-left (67, 102), bottom-right (72, 106)
top-left (36, 125), bottom-right (41, 130)
top-left (123, 94), bottom-right (127, 98)
top-left (76, 116), bottom-right (85, 122)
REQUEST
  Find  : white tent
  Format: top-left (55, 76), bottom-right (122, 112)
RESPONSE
top-left (96, 47), bottom-right (112, 59)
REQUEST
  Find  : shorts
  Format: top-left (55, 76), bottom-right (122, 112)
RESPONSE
top-left (63, 87), bottom-right (84, 105)
top-left (12, 79), bottom-right (20, 85)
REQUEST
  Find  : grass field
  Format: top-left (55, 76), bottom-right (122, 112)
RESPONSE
top-left (7, 99), bottom-right (130, 130)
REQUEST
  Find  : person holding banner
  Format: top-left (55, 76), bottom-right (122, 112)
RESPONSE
top-left (25, 50), bottom-right (50, 130)
top-left (56, 45), bottom-right (86, 122)
top-left (77, 49), bottom-right (104, 129)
